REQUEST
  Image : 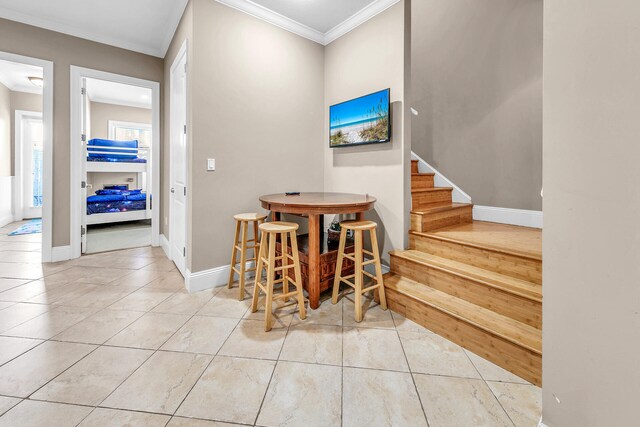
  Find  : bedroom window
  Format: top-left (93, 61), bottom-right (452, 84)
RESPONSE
top-left (108, 120), bottom-right (152, 148)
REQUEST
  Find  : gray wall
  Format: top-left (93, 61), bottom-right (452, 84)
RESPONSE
top-left (188, 0), bottom-right (325, 272)
top-left (89, 101), bottom-right (151, 139)
top-left (10, 91), bottom-right (42, 176)
top-left (542, 0), bottom-right (640, 425)
top-left (411, 0), bottom-right (542, 210)
top-left (0, 18), bottom-right (163, 247)
top-left (0, 82), bottom-right (9, 177)
top-left (324, 1), bottom-right (409, 263)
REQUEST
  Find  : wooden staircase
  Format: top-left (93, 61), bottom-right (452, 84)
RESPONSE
top-left (383, 159), bottom-right (542, 385)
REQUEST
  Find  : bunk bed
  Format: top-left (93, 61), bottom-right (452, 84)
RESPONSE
top-left (84, 138), bottom-right (152, 225)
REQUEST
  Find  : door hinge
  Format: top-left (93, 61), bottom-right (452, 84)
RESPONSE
top-left (81, 226), bottom-right (86, 236)
top-left (81, 87), bottom-right (86, 95)
top-left (81, 181), bottom-right (86, 189)
top-left (183, 187), bottom-right (187, 196)
top-left (183, 247), bottom-right (186, 257)
top-left (81, 134), bottom-right (86, 142)
top-left (184, 62), bottom-right (187, 73)
top-left (183, 124), bottom-right (187, 134)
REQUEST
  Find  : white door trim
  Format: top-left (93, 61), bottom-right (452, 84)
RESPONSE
top-left (169, 39), bottom-right (189, 275)
top-left (70, 66), bottom-right (161, 259)
top-left (0, 51), bottom-right (53, 262)
top-left (14, 110), bottom-right (43, 221)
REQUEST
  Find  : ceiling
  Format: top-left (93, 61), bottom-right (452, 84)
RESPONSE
top-left (250, 0), bottom-right (376, 33)
top-left (86, 78), bottom-right (152, 109)
top-left (0, 0), bottom-right (398, 56)
top-left (218, 0), bottom-right (400, 44)
top-left (0, 59), bottom-right (43, 95)
top-left (0, 0), bottom-right (188, 57)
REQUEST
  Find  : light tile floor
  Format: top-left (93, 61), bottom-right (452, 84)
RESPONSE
top-left (0, 221), bottom-right (541, 426)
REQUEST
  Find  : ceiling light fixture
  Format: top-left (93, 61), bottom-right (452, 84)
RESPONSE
top-left (28, 76), bottom-right (43, 87)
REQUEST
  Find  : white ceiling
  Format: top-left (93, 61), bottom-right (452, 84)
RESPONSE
top-left (218, 0), bottom-right (400, 44)
top-left (0, 0), bottom-right (188, 57)
top-left (86, 78), bottom-right (152, 109)
top-left (250, 0), bottom-right (376, 33)
top-left (0, 0), bottom-right (399, 57)
top-left (0, 59), bottom-right (43, 95)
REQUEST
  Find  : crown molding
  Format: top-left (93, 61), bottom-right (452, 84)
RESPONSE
top-left (215, 0), bottom-right (325, 44)
top-left (215, 0), bottom-right (400, 46)
top-left (0, 7), bottom-right (164, 57)
top-left (324, 0), bottom-right (400, 44)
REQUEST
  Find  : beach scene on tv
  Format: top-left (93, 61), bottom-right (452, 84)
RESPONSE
top-left (330, 89), bottom-right (390, 147)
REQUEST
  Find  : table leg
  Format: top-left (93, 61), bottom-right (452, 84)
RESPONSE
top-left (355, 212), bottom-right (365, 221)
top-left (271, 211), bottom-right (281, 222)
top-left (308, 213), bottom-right (320, 310)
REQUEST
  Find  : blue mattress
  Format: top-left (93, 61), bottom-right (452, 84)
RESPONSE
top-left (87, 138), bottom-right (147, 163)
top-left (87, 191), bottom-right (148, 215)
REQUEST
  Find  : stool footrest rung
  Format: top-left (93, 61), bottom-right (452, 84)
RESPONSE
top-left (342, 254), bottom-right (376, 266)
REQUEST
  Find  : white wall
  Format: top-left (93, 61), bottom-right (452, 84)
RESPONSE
top-left (0, 176), bottom-right (12, 227)
top-left (324, 1), bottom-right (409, 263)
top-left (542, 0), bottom-right (640, 425)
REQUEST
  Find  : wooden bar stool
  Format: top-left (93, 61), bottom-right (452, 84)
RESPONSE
top-left (251, 221), bottom-right (307, 332)
top-left (331, 220), bottom-right (387, 322)
top-left (228, 213), bottom-right (267, 300)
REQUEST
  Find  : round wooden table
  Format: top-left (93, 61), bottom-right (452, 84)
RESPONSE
top-left (259, 192), bottom-right (376, 309)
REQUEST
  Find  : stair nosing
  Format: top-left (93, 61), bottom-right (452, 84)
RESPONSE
top-left (389, 250), bottom-right (541, 302)
top-left (384, 274), bottom-right (541, 354)
top-left (390, 249), bottom-right (541, 301)
top-left (411, 188), bottom-right (452, 194)
top-left (409, 230), bottom-right (542, 262)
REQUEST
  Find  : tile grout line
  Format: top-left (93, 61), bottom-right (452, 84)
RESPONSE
top-left (391, 309), bottom-right (432, 427)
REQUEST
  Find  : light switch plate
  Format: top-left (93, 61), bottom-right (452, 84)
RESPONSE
top-left (207, 158), bottom-right (215, 171)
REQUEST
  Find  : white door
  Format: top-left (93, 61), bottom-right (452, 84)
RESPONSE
top-left (170, 50), bottom-right (188, 276)
top-left (80, 78), bottom-right (88, 253)
top-left (20, 114), bottom-right (43, 219)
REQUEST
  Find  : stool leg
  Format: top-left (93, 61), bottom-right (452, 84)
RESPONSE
top-left (290, 230), bottom-right (307, 320)
top-left (354, 229), bottom-right (363, 322)
top-left (264, 232), bottom-right (276, 332)
top-left (370, 228), bottom-right (387, 310)
top-left (238, 221), bottom-right (249, 300)
top-left (281, 232), bottom-right (289, 302)
top-left (251, 231), bottom-right (266, 313)
top-left (331, 228), bottom-right (348, 304)
top-left (228, 220), bottom-right (241, 288)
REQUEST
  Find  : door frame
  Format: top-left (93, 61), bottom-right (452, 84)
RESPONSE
top-left (69, 66), bottom-right (161, 259)
top-left (169, 39), bottom-right (189, 275)
top-left (14, 110), bottom-right (44, 220)
top-left (0, 51), bottom-right (53, 262)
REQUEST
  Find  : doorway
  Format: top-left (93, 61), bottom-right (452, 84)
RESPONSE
top-left (169, 41), bottom-right (188, 277)
top-left (70, 67), bottom-right (160, 258)
top-left (0, 52), bottom-right (53, 262)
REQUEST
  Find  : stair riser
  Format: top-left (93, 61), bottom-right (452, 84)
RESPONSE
top-left (409, 233), bottom-right (542, 285)
top-left (411, 190), bottom-right (452, 210)
top-left (411, 175), bottom-right (435, 191)
top-left (390, 254), bottom-right (542, 328)
top-left (385, 289), bottom-right (541, 386)
top-left (410, 207), bottom-right (473, 233)
top-left (411, 160), bottom-right (419, 174)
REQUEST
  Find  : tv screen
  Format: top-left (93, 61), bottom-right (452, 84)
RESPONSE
top-left (330, 88), bottom-right (390, 148)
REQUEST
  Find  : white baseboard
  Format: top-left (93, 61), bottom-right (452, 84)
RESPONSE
top-left (185, 261), bottom-right (255, 293)
top-left (473, 205), bottom-right (543, 229)
top-left (538, 420), bottom-right (549, 427)
top-left (51, 245), bottom-right (73, 263)
top-left (0, 215), bottom-right (14, 228)
top-left (160, 234), bottom-right (171, 260)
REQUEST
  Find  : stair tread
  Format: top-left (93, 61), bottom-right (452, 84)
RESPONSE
top-left (390, 249), bottom-right (541, 301)
top-left (411, 202), bottom-right (472, 215)
top-left (412, 187), bottom-right (452, 193)
top-left (413, 221), bottom-right (542, 261)
top-left (411, 172), bottom-right (435, 177)
top-left (384, 274), bottom-right (542, 354)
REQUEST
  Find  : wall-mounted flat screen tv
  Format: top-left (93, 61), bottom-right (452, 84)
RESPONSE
top-left (330, 88), bottom-right (390, 148)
